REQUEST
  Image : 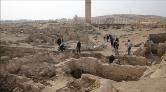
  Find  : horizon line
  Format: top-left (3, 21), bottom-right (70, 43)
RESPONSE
top-left (1, 14), bottom-right (166, 21)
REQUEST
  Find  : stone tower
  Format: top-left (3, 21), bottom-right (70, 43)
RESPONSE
top-left (85, 0), bottom-right (91, 24)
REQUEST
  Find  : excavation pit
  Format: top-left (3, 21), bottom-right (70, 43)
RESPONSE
top-left (64, 57), bottom-right (147, 82)
top-left (70, 69), bottom-right (83, 79)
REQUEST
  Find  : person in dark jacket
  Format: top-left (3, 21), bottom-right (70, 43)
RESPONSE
top-left (115, 38), bottom-right (119, 42)
top-left (110, 38), bottom-right (114, 47)
top-left (114, 40), bottom-right (119, 56)
top-left (59, 42), bottom-right (65, 51)
top-left (109, 55), bottom-right (115, 64)
top-left (76, 41), bottom-right (81, 53)
top-left (109, 34), bottom-right (112, 41)
top-left (114, 40), bottom-right (119, 49)
top-left (106, 35), bottom-right (109, 42)
top-left (104, 36), bottom-right (106, 42)
top-left (57, 38), bottom-right (61, 46)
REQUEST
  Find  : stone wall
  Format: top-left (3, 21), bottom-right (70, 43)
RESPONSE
top-left (158, 43), bottom-right (166, 56)
top-left (64, 57), bottom-right (146, 81)
top-left (115, 55), bottom-right (150, 66)
top-left (149, 33), bottom-right (166, 44)
top-left (0, 74), bottom-right (44, 92)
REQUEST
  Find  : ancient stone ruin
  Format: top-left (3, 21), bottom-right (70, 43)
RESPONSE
top-left (0, 18), bottom-right (166, 92)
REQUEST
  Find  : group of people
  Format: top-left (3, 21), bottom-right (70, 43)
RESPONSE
top-left (104, 34), bottom-right (120, 56)
top-left (56, 38), bottom-right (81, 53)
top-left (57, 33), bottom-right (133, 56)
top-left (107, 36), bottom-right (133, 64)
top-left (104, 34), bottom-right (133, 56)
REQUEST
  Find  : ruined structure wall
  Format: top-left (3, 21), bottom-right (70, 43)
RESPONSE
top-left (149, 33), bottom-right (166, 44)
top-left (117, 55), bottom-right (149, 66)
top-left (158, 43), bottom-right (166, 56)
top-left (65, 57), bottom-right (146, 81)
top-left (149, 33), bottom-right (166, 56)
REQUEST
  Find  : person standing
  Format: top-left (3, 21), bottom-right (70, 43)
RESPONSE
top-left (109, 34), bottom-right (114, 47)
top-left (104, 36), bottom-right (106, 42)
top-left (76, 41), bottom-right (81, 53)
top-left (109, 34), bottom-right (112, 41)
top-left (109, 55), bottom-right (115, 64)
top-left (115, 38), bottom-right (119, 42)
top-left (60, 43), bottom-right (65, 51)
top-left (106, 35), bottom-right (109, 42)
top-left (57, 38), bottom-right (61, 46)
top-left (110, 38), bottom-right (114, 47)
top-left (127, 40), bottom-right (133, 55)
top-left (114, 40), bottom-right (119, 56)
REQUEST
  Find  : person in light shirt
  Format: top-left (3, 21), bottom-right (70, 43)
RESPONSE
top-left (127, 39), bottom-right (133, 55)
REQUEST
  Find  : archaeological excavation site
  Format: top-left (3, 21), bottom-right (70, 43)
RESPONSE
top-left (1, 18), bottom-right (166, 92)
top-left (1, 0), bottom-right (166, 92)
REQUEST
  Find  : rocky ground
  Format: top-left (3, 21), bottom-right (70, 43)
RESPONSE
top-left (0, 22), bottom-right (166, 92)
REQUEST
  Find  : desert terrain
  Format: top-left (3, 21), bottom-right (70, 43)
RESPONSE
top-left (0, 14), bottom-right (166, 92)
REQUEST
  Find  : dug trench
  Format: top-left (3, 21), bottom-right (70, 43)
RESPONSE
top-left (63, 57), bottom-right (147, 82)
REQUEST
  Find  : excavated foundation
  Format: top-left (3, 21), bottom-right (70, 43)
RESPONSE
top-left (64, 57), bottom-right (147, 82)
top-left (149, 33), bottom-right (166, 56)
top-left (70, 69), bottom-right (83, 79)
top-left (114, 55), bottom-right (151, 66)
top-left (149, 33), bottom-right (166, 44)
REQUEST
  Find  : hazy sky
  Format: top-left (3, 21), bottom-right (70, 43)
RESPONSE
top-left (1, 0), bottom-right (166, 20)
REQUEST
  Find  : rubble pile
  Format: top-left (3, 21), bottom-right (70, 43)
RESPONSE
top-left (0, 74), bottom-right (45, 92)
top-left (1, 53), bottom-right (57, 83)
top-left (57, 74), bottom-right (100, 92)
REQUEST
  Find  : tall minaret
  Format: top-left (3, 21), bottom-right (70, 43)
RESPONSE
top-left (85, 0), bottom-right (91, 24)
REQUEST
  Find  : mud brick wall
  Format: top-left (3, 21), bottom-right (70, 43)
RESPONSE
top-left (149, 33), bottom-right (166, 44)
top-left (158, 43), bottom-right (166, 56)
top-left (116, 55), bottom-right (148, 66)
top-left (65, 57), bottom-right (146, 81)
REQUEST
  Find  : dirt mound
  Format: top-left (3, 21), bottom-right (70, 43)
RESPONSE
top-left (0, 45), bottom-right (47, 59)
top-left (142, 54), bottom-right (166, 78)
top-left (1, 53), bottom-right (58, 85)
top-left (111, 78), bottom-right (166, 92)
top-left (0, 74), bottom-right (44, 92)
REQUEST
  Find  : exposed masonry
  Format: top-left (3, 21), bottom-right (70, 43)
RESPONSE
top-left (64, 57), bottom-right (146, 82)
